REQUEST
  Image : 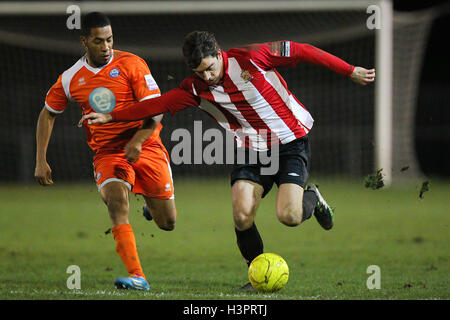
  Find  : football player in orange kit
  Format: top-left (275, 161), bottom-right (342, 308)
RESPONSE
top-left (34, 12), bottom-right (176, 290)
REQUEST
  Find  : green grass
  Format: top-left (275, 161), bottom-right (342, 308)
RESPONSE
top-left (0, 178), bottom-right (449, 300)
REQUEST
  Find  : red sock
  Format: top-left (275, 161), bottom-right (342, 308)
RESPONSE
top-left (112, 224), bottom-right (146, 279)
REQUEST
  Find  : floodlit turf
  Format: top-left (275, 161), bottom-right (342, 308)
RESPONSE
top-left (0, 178), bottom-right (448, 300)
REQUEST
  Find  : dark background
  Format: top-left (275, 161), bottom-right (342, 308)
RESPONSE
top-left (395, 0), bottom-right (450, 176)
top-left (0, 0), bottom-right (448, 180)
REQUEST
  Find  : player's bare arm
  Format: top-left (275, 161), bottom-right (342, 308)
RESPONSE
top-left (125, 115), bottom-right (164, 163)
top-left (35, 107), bottom-right (57, 186)
top-left (350, 66), bottom-right (376, 85)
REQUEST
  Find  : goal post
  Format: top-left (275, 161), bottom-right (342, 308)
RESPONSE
top-left (375, 0), bottom-right (393, 186)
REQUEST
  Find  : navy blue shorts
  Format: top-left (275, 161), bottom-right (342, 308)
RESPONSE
top-left (230, 135), bottom-right (311, 198)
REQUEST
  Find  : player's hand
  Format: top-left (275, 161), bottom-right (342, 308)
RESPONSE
top-left (125, 140), bottom-right (143, 163)
top-left (78, 113), bottom-right (112, 127)
top-left (34, 161), bottom-right (54, 186)
top-left (350, 67), bottom-right (375, 86)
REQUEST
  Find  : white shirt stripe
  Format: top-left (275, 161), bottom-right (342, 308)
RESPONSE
top-left (263, 70), bottom-right (314, 131)
top-left (188, 51), bottom-right (314, 151)
top-left (208, 85), bottom-right (247, 126)
top-left (139, 93), bottom-right (161, 102)
top-left (44, 101), bottom-right (64, 114)
top-left (61, 58), bottom-right (84, 101)
top-left (198, 98), bottom-right (233, 132)
top-left (227, 57), bottom-right (294, 145)
top-left (209, 83), bottom-right (267, 150)
top-left (250, 58), bottom-right (313, 132)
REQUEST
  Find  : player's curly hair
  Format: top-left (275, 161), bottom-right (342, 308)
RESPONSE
top-left (80, 12), bottom-right (111, 37)
top-left (182, 31), bottom-right (220, 69)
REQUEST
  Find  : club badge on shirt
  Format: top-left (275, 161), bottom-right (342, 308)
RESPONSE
top-left (240, 70), bottom-right (254, 82)
top-left (109, 68), bottom-right (120, 78)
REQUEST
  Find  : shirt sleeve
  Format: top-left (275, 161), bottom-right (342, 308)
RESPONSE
top-left (251, 41), bottom-right (355, 76)
top-left (44, 74), bottom-right (68, 114)
top-left (111, 87), bottom-right (200, 121)
top-left (128, 57), bottom-right (161, 102)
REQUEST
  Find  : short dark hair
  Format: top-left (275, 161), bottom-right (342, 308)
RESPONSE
top-left (80, 12), bottom-right (111, 37)
top-left (182, 31), bottom-right (219, 69)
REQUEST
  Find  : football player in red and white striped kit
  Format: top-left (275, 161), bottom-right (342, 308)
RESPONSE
top-left (80, 31), bottom-right (375, 289)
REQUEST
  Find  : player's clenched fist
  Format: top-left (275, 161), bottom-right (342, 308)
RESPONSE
top-left (124, 140), bottom-right (142, 163)
top-left (78, 113), bottom-right (112, 127)
top-left (350, 67), bottom-right (375, 86)
top-left (34, 161), bottom-right (54, 186)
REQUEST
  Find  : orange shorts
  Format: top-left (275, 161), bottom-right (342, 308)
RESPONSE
top-left (93, 140), bottom-right (174, 199)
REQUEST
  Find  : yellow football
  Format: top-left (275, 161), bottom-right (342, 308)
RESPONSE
top-left (248, 253), bottom-right (289, 292)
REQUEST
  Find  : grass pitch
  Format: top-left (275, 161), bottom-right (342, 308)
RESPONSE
top-left (0, 178), bottom-right (448, 300)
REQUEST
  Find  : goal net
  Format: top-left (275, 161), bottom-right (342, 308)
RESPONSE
top-left (0, 0), bottom-right (437, 183)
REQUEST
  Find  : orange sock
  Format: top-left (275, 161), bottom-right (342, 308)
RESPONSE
top-left (112, 224), bottom-right (146, 279)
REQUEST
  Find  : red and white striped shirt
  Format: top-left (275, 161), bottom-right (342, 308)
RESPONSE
top-left (110, 41), bottom-right (354, 151)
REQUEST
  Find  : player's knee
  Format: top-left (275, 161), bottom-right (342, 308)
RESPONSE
top-left (153, 211), bottom-right (176, 231)
top-left (277, 207), bottom-right (302, 227)
top-left (158, 218), bottom-right (176, 231)
top-left (233, 209), bottom-right (255, 231)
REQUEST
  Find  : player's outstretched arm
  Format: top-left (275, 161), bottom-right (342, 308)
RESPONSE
top-left (269, 42), bottom-right (376, 85)
top-left (78, 113), bottom-right (112, 126)
top-left (350, 67), bottom-right (376, 86)
top-left (35, 107), bottom-right (57, 186)
top-left (79, 88), bottom-right (200, 126)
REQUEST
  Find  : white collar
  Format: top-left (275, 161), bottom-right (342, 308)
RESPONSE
top-left (82, 49), bottom-right (114, 74)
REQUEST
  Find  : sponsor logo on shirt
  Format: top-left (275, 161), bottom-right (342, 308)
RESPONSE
top-left (144, 74), bottom-right (159, 91)
top-left (88, 87), bottom-right (116, 113)
top-left (78, 77), bottom-right (86, 86)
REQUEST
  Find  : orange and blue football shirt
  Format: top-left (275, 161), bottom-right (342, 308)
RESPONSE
top-left (45, 49), bottom-right (162, 153)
